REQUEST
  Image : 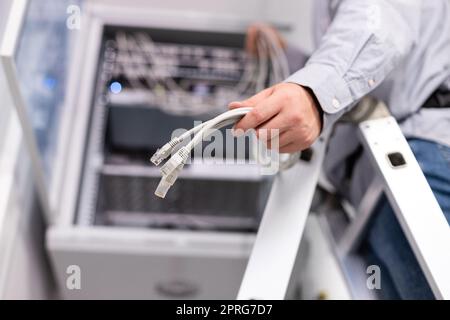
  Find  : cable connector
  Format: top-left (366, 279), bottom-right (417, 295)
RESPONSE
top-left (150, 137), bottom-right (182, 166)
top-left (160, 146), bottom-right (190, 176)
top-left (154, 178), bottom-right (172, 199)
top-left (154, 165), bottom-right (183, 198)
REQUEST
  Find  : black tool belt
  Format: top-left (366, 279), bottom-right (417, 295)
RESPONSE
top-left (422, 86), bottom-right (450, 109)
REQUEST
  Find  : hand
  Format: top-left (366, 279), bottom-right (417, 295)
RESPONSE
top-left (245, 23), bottom-right (286, 56)
top-left (229, 83), bottom-right (322, 153)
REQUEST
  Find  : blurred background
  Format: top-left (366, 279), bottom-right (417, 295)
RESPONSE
top-left (3, 0), bottom-right (430, 300)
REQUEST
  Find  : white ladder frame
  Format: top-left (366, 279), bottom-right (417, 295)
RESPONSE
top-left (238, 99), bottom-right (450, 300)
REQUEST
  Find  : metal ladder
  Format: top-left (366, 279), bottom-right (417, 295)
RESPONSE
top-left (237, 97), bottom-right (450, 300)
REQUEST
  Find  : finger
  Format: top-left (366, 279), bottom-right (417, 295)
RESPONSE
top-left (228, 101), bottom-right (246, 110)
top-left (256, 112), bottom-right (292, 134)
top-left (266, 129), bottom-right (294, 150)
top-left (257, 127), bottom-right (284, 146)
top-left (256, 126), bottom-right (287, 143)
top-left (228, 86), bottom-right (274, 110)
top-left (279, 142), bottom-right (300, 154)
top-left (234, 94), bottom-right (281, 131)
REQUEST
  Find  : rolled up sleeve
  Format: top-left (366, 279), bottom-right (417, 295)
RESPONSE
top-left (285, 0), bottom-right (421, 130)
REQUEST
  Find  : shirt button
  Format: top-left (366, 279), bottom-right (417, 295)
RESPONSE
top-left (332, 98), bottom-right (341, 109)
top-left (368, 79), bottom-right (375, 87)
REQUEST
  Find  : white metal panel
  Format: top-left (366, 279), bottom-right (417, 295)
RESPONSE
top-left (0, 63), bottom-right (12, 162)
top-left (0, 115), bottom-right (22, 296)
top-left (0, 109), bottom-right (54, 299)
top-left (0, 0), bottom-right (12, 150)
top-left (0, 1), bottom-right (13, 37)
top-left (47, 227), bottom-right (254, 299)
top-left (0, 0), bottom-right (53, 224)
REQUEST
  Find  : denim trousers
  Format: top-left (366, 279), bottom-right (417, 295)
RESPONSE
top-left (366, 138), bottom-right (450, 299)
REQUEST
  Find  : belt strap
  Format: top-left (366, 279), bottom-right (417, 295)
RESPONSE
top-left (422, 87), bottom-right (450, 109)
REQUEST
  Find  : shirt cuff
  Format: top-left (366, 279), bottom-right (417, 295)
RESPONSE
top-left (285, 63), bottom-right (354, 130)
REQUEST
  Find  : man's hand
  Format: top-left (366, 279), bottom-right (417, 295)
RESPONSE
top-left (229, 83), bottom-right (322, 153)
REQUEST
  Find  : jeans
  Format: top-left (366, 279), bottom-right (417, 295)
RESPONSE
top-left (366, 138), bottom-right (450, 300)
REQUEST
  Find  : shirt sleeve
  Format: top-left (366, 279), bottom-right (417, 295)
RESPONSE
top-left (285, 0), bottom-right (421, 130)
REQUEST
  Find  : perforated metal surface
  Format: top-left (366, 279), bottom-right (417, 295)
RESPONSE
top-left (95, 174), bottom-right (271, 231)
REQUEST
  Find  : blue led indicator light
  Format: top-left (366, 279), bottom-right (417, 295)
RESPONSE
top-left (110, 81), bottom-right (122, 94)
top-left (43, 76), bottom-right (57, 90)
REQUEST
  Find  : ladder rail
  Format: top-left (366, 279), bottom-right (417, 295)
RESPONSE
top-left (358, 114), bottom-right (450, 300)
top-left (237, 135), bottom-right (329, 300)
